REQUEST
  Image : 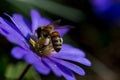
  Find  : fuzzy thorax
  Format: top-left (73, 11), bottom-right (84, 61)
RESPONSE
top-left (29, 35), bottom-right (55, 56)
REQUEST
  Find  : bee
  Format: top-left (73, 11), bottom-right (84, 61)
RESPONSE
top-left (28, 20), bottom-right (72, 54)
top-left (35, 23), bottom-right (63, 52)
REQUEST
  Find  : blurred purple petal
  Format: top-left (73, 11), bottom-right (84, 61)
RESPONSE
top-left (90, 0), bottom-right (112, 12)
top-left (56, 63), bottom-right (76, 80)
top-left (30, 55), bottom-right (50, 75)
top-left (42, 57), bottom-right (62, 77)
top-left (24, 49), bottom-right (50, 74)
top-left (50, 44), bottom-right (91, 66)
top-left (51, 44), bottom-right (85, 58)
top-left (14, 46), bottom-right (50, 75)
top-left (12, 14), bottom-right (31, 37)
top-left (51, 53), bottom-right (91, 66)
top-left (24, 49), bottom-right (39, 64)
top-left (33, 58), bottom-right (51, 75)
top-left (31, 9), bottom-right (41, 32)
top-left (4, 13), bottom-right (27, 37)
top-left (0, 17), bottom-right (19, 35)
top-left (62, 44), bottom-right (85, 57)
top-left (31, 9), bottom-right (50, 32)
top-left (50, 57), bottom-right (85, 76)
top-left (39, 17), bottom-right (50, 27)
top-left (0, 17), bottom-right (26, 47)
top-left (11, 47), bottom-right (26, 59)
top-left (55, 26), bottom-right (69, 37)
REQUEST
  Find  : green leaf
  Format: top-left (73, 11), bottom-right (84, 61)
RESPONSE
top-left (5, 62), bottom-right (41, 80)
top-left (7, 0), bottom-right (85, 22)
top-left (0, 55), bottom-right (7, 77)
top-left (6, 0), bottom-right (33, 16)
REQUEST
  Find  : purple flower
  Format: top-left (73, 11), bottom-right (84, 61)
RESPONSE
top-left (0, 9), bottom-right (91, 80)
top-left (90, 0), bottom-right (112, 13)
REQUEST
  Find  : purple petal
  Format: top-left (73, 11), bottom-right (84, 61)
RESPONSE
top-left (52, 55), bottom-right (91, 66)
top-left (50, 44), bottom-right (86, 60)
top-left (43, 57), bottom-right (76, 80)
top-left (12, 46), bottom-right (50, 74)
top-left (61, 44), bottom-right (86, 57)
top-left (0, 17), bottom-right (26, 47)
top-left (56, 63), bottom-right (76, 80)
top-left (31, 9), bottom-right (41, 32)
top-left (55, 26), bottom-right (70, 37)
top-left (12, 14), bottom-right (31, 36)
top-left (50, 57), bottom-right (85, 76)
top-left (39, 17), bottom-right (50, 27)
top-left (90, 0), bottom-right (112, 12)
top-left (42, 57), bottom-right (62, 77)
top-left (23, 48), bottom-right (50, 75)
top-left (31, 9), bottom-right (50, 32)
top-left (51, 54), bottom-right (91, 66)
top-left (4, 13), bottom-right (29, 37)
top-left (33, 58), bottom-right (50, 75)
top-left (50, 44), bottom-right (91, 66)
top-left (11, 47), bottom-right (26, 59)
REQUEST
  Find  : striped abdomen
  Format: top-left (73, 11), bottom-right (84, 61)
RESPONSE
top-left (51, 31), bottom-right (63, 52)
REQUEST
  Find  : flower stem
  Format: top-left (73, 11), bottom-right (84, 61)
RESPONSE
top-left (18, 64), bottom-right (31, 80)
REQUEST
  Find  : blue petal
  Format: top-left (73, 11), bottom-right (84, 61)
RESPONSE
top-left (50, 44), bottom-right (91, 66)
top-left (56, 63), bottom-right (76, 80)
top-left (60, 44), bottom-right (86, 57)
top-left (11, 47), bottom-right (26, 59)
top-left (4, 13), bottom-right (30, 37)
top-left (23, 48), bottom-right (50, 75)
top-left (12, 14), bottom-right (31, 37)
top-left (30, 9), bottom-right (50, 32)
top-left (0, 17), bottom-right (26, 47)
top-left (12, 46), bottom-right (50, 75)
top-left (90, 0), bottom-right (112, 12)
top-left (50, 57), bottom-right (85, 76)
top-left (33, 58), bottom-right (51, 75)
top-left (42, 57), bottom-right (62, 77)
top-left (55, 26), bottom-right (70, 37)
top-left (51, 54), bottom-right (91, 66)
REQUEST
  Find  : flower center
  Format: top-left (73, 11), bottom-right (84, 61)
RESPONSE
top-left (26, 24), bottom-right (63, 55)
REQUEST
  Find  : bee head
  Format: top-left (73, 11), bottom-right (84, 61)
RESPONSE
top-left (40, 25), bottom-right (54, 37)
top-left (36, 25), bottom-right (55, 38)
top-left (43, 25), bottom-right (54, 32)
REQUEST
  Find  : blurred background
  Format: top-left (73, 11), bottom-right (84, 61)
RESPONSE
top-left (0, 0), bottom-right (120, 80)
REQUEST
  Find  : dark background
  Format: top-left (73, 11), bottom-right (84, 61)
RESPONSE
top-left (0, 0), bottom-right (120, 80)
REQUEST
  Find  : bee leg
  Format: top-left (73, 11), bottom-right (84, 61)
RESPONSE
top-left (29, 38), bottom-right (36, 47)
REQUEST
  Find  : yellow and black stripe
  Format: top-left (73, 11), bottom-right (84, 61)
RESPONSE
top-left (51, 31), bottom-right (62, 52)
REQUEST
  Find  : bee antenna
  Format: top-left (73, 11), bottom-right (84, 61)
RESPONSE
top-left (50, 19), bottom-right (61, 25)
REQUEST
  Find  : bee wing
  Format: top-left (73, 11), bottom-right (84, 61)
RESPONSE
top-left (47, 19), bottom-right (61, 26)
top-left (47, 20), bottom-right (74, 36)
top-left (55, 25), bottom-right (74, 37)
top-left (52, 19), bottom-right (61, 24)
top-left (46, 20), bottom-right (61, 29)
